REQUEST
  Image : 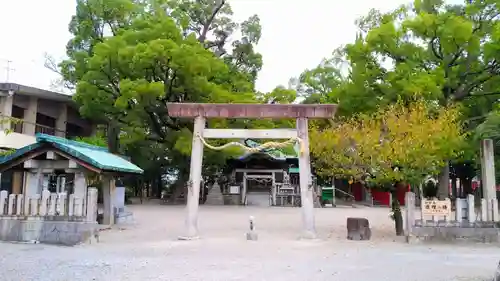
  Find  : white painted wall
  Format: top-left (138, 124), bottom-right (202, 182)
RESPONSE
top-left (0, 131), bottom-right (36, 149)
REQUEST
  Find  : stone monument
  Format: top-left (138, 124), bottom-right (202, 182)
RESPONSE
top-left (246, 216), bottom-right (258, 241)
top-left (114, 184), bottom-right (134, 224)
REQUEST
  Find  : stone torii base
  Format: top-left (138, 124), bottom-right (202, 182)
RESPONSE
top-left (167, 103), bottom-right (337, 240)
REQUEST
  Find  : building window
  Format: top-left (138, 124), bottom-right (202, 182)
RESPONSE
top-left (35, 113), bottom-right (56, 135)
top-left (10, 106), bottom-right (24, 133)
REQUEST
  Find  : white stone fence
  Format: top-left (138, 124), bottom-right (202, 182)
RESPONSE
top-left (405, 192), bottom-right (500, 243)
top-left (0, 188), bottom-right (98, 222)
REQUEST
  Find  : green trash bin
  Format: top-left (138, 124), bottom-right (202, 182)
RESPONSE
top-left (321, 187), bottom-right (334, 205)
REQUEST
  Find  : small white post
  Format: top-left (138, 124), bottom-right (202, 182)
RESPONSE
top-left (404, 192), bottom-right (415, 236)
top-left (443, 198), bottom-right (451, 223)
top-left (24, 196), bottom-right (31, 216)
top-left (0, 190), bottom-right (7, 215)
top-left (57, 193), bottom-right (66, 216)
top-left (39, 189), bottom-right (50, 216)
top-left (455, 198), bottom-right (463, 222)
top-left (7, 194), bottom-right (15, 215)
top-left (30, 194), bottom-right (40, 215)
top-left (481, 198), bottom-right (488, 222)
top-left (48, 193), bottom-right (57, 215)
top-left (467, 194), bottom-right (475, 223)
top-left (68, 194), bottom-right (75, 217)
top-left (16, 195), bottom-right (23, 215)
top-left (492, 199), bottom-right (499, 222)
top-left (86, 188), bottom-right (98, 222)
top-left (74, 197), bottom-right (82, 217)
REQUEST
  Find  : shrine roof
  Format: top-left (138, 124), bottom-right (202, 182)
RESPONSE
top-left (0, 134), bottom-right (143, 174)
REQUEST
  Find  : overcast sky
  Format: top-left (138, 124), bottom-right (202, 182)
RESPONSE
top-left (0, 0), bottom-right (417, 94)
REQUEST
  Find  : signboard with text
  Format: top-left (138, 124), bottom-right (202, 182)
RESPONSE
top-left (422, 199), bottom-right (451, 216)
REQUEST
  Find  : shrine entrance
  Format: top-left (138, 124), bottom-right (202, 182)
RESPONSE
top-left (243, 172), bottom-right (273, 206)
top-left (167, 103), bottom-right (337, 240)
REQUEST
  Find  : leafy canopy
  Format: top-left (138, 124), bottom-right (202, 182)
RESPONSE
top-left (310, 100), bottom-right (466, 186)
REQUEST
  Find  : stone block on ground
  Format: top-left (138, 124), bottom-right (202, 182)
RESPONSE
top-left (346, 217), bottom-right (371, 241)
top-left (246, 231), bottom-right (258, 241)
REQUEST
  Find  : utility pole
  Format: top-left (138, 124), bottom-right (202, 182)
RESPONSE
top-left (3, 60), bottom-right (15, 82)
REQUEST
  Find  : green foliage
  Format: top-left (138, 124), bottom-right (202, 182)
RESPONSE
top-left (294, 1), bottom-right (500, 119)
top-left (55, 0), bottom-right (289, 186)
top-left (73, 134), bottom-right (108, 148)
top-left (310, 100), bottom-right (467, 186)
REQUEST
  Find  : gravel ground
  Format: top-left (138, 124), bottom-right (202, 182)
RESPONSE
top-left (0, 204), bottom-right (498, 281)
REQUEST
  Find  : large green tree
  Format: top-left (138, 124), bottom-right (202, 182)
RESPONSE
top-left (295, 0), bottom-right (500, 195)
top-left (52, 0), bottom-right (286, 195)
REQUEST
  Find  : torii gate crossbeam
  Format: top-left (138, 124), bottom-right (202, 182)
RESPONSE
top-left (167, 103), bottom-right (337, 240)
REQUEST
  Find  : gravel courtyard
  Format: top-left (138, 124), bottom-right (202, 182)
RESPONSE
top-left (0, 204), bottom-right (498, 281)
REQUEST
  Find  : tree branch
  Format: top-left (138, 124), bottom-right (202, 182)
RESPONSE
top-left (198, 0), bottom-right (226, 43)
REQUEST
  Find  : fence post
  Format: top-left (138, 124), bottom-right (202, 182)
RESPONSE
top-left (7, 194), bottom-right (15, 215)
top-left (455, 198), bottom-right (463, 222)
top-left (30, 194), bottom-right (40, 216)
top-left (68, 194), bottom-right (75, 217)
top-left (481, 198), bottom-right (488, 222)
top-left (16, 195), bottom-right (23, 215)
top-left (39, 189), bottom-right (50, 216)
top-left (48, 194), bottom-right (57, 215)
top-left (57, 194), bottom-right (66, 216)
top-left (492, 199), bottom-right (499, 222)
top-left (86, 188), bottom-right (98, 222)
top-left (404, 192), bottom-right (415, 237)
top-left (74, 197), bottom-right (82, 217)
top-left (0, 190), bottom-right (7, 215)
top-left (467, 194), bottom-right (475, 223)
top-left (24, 196), bottom-right (30, 216)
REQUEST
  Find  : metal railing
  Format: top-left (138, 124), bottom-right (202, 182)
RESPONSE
top-left (333, 187), bottom-right (355, 200)
top-left (0, 115), bottom-right (64, 136)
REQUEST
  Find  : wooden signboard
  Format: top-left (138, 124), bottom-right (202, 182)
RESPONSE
top-left (422, 199), bottom-right (451, 216)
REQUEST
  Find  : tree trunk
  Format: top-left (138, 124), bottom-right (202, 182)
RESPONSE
top-left (106, 122), bottom-right (120, 154)
top-left (391, 189), bottom-right (404, 236)
top-left (437, 163), bottom-right (450, 200)
top-left (451, 175), bottom-right (457, 199)
top-left (461, 176), bottom-right (473, 196)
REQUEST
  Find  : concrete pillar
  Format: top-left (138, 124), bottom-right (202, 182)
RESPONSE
top-left (179, 116), bottom-right (205, 240)
top-left (23, 97), bottom-right (37, 135)
top-left (296, 117), bottom-right (316, 239)
top-left (0, 93), bottom-right (13, 130)
top-left (56, 104), bottom-right (67, 137)
top-left (481, 139), bottom-right (497, 200)
top-left (480, 139), bottom-right (498, 221)
top-left (437, 163), bottom-right (450, 200)
top-left (102, 175), bottom-right (116, 225)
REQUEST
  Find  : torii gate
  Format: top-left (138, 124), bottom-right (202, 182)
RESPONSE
top-left (167, 103), bottom-right (337, 240)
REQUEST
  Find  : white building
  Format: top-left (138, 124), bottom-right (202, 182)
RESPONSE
top-left (0, 83), bottom-right (93, 149)
top-left (0, 83), bottom-right (94, 194)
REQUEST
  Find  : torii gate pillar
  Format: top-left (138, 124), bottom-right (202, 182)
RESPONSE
top-left (167, 103), bottom-right (337, 240)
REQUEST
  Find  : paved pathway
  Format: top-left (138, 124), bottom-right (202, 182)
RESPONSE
top-left (0, 205), bottom-right (498, 281)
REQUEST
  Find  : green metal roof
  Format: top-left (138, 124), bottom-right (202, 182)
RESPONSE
top-left (0, 134), bottom-right (143, 174)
